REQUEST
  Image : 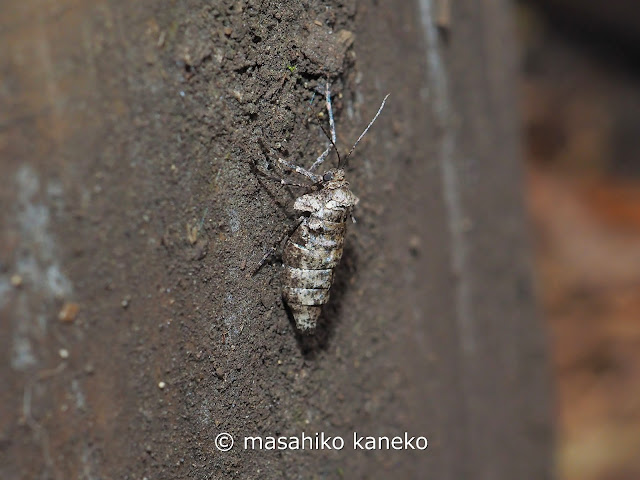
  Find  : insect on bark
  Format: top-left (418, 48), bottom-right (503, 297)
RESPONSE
top-left (256, 82), bottom-right (389, 333)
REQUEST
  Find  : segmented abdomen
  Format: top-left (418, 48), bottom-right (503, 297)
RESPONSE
top-left (282, 210), bottom-right (348, 331)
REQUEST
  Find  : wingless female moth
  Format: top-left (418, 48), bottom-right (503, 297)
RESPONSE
top-left (255, 81), bottom-right (389, 333)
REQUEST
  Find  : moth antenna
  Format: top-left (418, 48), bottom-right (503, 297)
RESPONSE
top-left (325, 81), bottom-right (337, 144)
top-left (309, 80), bottom-right (337, 172)
top-left (318, 122), bottom-right (342, 167)
top-left (342, 94), bottom-right (390, 167)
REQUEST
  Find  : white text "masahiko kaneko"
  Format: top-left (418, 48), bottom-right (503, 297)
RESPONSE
top-left (243, 432), bottom-right (428, 451)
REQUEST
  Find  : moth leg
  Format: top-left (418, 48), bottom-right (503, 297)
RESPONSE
top-left (281, 178), bottom-right (312, 188)
top-left (252, 140), bottom-right (313, 188)
top-left (252, 216), bottom-right (305, 276)
top-left (277, 158), bottom-right (321, 183)
top-left (309, 80), bottom-right (336, 172)
top-left (255, 163), bottom-right (310, 188)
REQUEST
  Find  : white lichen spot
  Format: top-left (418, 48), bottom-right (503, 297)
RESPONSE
top-left (71, 379), bottom-right (87, 410)
top-left (7, 165), bottom-right (74, 370)
top-left (227, 208), bottom-right (240, 235)
top-left (11, 335), bottom-right (37, 370)
top-left (198, 397), bottom-right (213, 425)
top-left (46, 264), bottom-right (73, 299)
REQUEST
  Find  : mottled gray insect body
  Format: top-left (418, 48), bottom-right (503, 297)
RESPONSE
top-left (282, 168), bottom-right (359, 331)
top-left (256, 82), bottom-right (388, 333)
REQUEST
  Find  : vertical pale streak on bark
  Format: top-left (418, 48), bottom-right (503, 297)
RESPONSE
top-left (418, 0), bottom-right (475, 354)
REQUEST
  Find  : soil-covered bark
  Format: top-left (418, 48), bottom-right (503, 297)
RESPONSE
top-left (0, 1), bottom-right (551, 478)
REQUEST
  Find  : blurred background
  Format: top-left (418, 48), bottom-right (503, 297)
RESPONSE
top-left (517, 1), bottom-right (640, 478)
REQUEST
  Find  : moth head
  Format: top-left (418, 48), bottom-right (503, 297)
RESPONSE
top-left (320, 169), bottom-right (346, 187)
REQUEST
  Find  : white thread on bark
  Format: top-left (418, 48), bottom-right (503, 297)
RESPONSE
top-left (418, 0), bottom-right (475, 354)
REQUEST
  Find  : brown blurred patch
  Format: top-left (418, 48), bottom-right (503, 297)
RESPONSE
top-left (520, 3), bottom-right (640, 479)
top-left (529, 170), bottom-right (640, 480)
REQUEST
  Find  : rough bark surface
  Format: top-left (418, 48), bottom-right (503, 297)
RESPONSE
top-left (0, 0), bottom-right (552, 478)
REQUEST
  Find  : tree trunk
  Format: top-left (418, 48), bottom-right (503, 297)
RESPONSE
top-left (0, 0), bottom-right (552, 478)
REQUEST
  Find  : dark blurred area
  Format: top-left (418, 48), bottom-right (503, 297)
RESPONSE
top-left (518, 1), bottom-right (640, 479)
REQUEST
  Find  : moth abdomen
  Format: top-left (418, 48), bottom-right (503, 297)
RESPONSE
top-left (283, 241), bottom-right (343, 270)
top-left (282, 211), bottom-right (350, 331)
top-left (282, 287), bottom-right (330, 305)
top-left (282, 265), bottom-right (334, 288)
